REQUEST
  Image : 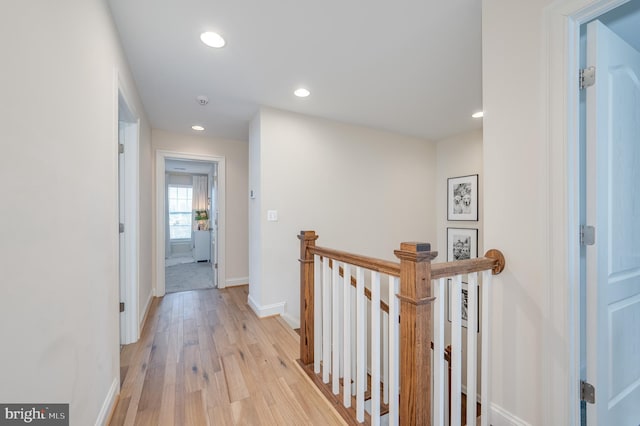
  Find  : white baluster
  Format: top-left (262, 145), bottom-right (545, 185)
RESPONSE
top-left (351, 285), bottom-right (357, 396)
top-left (481, 270), bottom-right (492, 426)
top-left (356, 267), bottom-right (365, 423)
top-left (322, 258), bottom-right (331, 383)
top-left (371, 272), bottom-right (381, 424)
top-left (338, 265), bottom-right (344, 380)
top-left (388, 275), bottom-right (399, 426)
top-left (382, 311), bottom-right (389, 405)
top-left (433, 277), bottom-right (446, 426)
top-left (343, 264), bottom-right (352, 407)
top-left (451, 275), bottom-right (462, 426)
top-left (467, 272), bottom-right (478, 426)
top-left (314, 254), bottom-right (322, 374)
top-left (332, 262), bottom-right (340, 395)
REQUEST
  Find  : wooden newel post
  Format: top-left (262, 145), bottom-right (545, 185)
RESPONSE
top-left (298, 230), bottom-right (318, 365)
top-left (394, 242), bottom-right (438, 425)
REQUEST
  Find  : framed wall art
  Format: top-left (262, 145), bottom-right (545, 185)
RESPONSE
top-left (447, 279), bottom-right (480, 332)
top-left (447, 227), bottom-right (478, 261)
top-left (447, 174), bottom-right (478, 221)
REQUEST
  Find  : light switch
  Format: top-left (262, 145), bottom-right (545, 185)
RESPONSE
top-left (267, 210), bottom-right (278, 221)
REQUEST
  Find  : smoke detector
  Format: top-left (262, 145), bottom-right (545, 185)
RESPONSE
top-left (196, 95), bottom-right (209, 106)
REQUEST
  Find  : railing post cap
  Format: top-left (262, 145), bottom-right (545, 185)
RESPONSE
top-left (394, 242), bottom-right (438, 262)
top-left (400, 242), bottom-right (431, 252)
top-left (298, 230), bottom-right (318, 241)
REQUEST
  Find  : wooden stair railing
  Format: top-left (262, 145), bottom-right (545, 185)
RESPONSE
top-left (298, 230), bottom-right (505, 425)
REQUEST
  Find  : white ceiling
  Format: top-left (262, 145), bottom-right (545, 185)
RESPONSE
top-left (108, 0), bottom-right (483, 142)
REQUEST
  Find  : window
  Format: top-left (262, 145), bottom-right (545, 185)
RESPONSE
top-left (168, 185), bottom-right (192, 239)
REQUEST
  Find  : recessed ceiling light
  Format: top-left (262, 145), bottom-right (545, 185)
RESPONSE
top-left (472, 111), bottom-right (484, 118)
top-left (294, 88), bottom-right (310, 98)
top-left (191, 125), bottom-right (205, 131)
top-left (200, 32), bottom-right (225, 48)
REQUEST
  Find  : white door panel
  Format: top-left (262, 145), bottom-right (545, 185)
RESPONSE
top-left (586, 19), bottom-right (640, 426)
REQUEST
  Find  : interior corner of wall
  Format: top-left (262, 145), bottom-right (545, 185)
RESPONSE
top-left (281, 312), bottom-right (300, 329)
top-left (247, 293), bottom-right (263, 317)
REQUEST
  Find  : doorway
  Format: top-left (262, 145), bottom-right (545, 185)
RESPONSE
top-left (155, 150), bottom-right (226, 296)
top-left (117, 89), bottom-right (140, 346)
top-left (579, 3), bottom-right (640, 424)
top-left (164, 159), bottom-right (217, 293)
top-left (545, 0), bottom-right (640, 424)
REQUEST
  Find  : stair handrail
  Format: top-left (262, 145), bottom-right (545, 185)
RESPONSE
top-left (298, 230), bottom-right (505, 425)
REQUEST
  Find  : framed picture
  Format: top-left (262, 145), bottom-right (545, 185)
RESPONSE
top-left (447, 280), bottom-right (480, 332)
top-left (447, 174), bottom-right (479, 221)
top-left (447, 228), bottom-right (478, 261)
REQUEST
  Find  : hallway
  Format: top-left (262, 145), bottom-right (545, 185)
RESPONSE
top-left (110, 286), bottom-right (344, 425)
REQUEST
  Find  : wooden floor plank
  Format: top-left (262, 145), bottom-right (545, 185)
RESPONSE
top-left (221, 352), bottom-right (250, 402)
top-left (184, 390), bottom-right (209, 426)
top-left (109, 285), bottom-right (344, 425)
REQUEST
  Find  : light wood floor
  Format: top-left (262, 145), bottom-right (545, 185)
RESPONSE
top-left (110, 286), bottom-right (345, 425)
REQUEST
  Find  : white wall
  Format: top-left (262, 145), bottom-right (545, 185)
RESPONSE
top-left (436, 129), bottom-right (484, 260)
top-left (435, 128), bottom-right (484, 393)
top-left (0, 0), bottom-right (151, 424)
top-left (152, 129), bottom-right (249, 285)
top-left (483, 0), bottom-right (554, 424)
top-left (249, 107), bottom-right (438, 327)
top-left (166, 173), bottom-right (194, 186)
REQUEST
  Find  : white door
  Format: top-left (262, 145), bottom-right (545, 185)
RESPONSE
top-left (585, 19), bottom-right (640, 426)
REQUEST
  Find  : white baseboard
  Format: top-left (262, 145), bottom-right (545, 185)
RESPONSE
top-left (490, 403), bottom-right (531, 426)
top-left (139, 291), bottom-right (153, 331)
top-left (95, 377), bottom-right (119, 426)
top-left (281, 312), bottom-right (300, 329)
top-left (226, 276), bottom-right (249, 287)
top-left (248, 294), bottom-right (285, 318)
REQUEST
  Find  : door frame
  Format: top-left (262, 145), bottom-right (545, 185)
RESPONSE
top-left (544, 0), bottom-right (630, 424)
top-left (155, 150), bottom-right (226, 296)
top-left (116, 76), bottom-right (140, 345)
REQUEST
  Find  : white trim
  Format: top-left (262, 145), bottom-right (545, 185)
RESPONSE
top-left (490, 403), bottom-right (532, 426)
top-left (155, 150), bottom-right (226, 296)
top-left (94, 377), bottom-right (119, 426)
top-left (247, 294), bottom-right (285, 318)
top-left (116, 72), bottom-right (140, 346)
top-left (281, 312), bottom-right (300, 329)
top-left (225, 277), bottom-right (249, 287)
top-left (544, 1), bottom-right (631, 425)
top-left (139, 291), bottom-right (153, 330)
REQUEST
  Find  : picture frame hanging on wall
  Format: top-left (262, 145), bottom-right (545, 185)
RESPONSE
top-left (447, 279), bottom-right (480, 332)
top-left (447, 227), bottom-right (478, 261)
top-left (447, 174), bottom-right (479, 221)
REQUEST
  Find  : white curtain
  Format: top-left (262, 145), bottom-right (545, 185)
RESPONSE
top-left (192, 175), bottom-right (208, 231)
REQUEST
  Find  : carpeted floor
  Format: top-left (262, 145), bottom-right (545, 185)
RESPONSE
top-left (165, 262), bottom-right (214, 293)
top-left (165, 255), bottom-right (195, 267)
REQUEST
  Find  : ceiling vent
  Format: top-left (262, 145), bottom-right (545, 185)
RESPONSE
top-left (196, 95), bottom-right (209, 106)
